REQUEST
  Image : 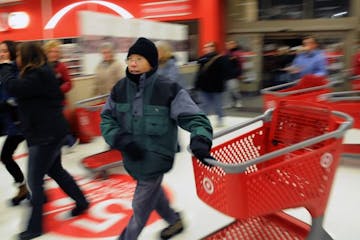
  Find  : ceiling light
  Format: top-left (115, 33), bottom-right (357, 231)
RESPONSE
top-left (8, 11), bottom-right (29, 29)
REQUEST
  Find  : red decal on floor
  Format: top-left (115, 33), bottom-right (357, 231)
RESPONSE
top-left (43, 174), bottom-right (172, 238)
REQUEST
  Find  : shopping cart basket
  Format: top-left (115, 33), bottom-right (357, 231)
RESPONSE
top-left (192, 100), bottom-right (353, 240)
top-left (74, 94), bottom-right (109, 143)
top-left (318, 91), bottom-right (360, 156)
top-left (261, 74), bottom-right (338, 110)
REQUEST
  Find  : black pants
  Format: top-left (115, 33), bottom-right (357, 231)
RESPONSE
top-left (0, 135), bottom-right (25, 183)
top-left (26, 136), bottom-right (87, 233)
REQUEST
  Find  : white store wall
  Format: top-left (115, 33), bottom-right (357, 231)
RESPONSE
top-left (78, 11), bottom-right (189, 75)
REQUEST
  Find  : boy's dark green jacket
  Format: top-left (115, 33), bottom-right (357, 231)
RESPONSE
top-left (101, 71), bottom-right (212, 180)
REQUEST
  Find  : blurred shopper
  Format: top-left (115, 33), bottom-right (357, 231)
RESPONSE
top-left (101, 37), bottom-right (214, 240)
top-left (94, 42), bottom-right (125, 96)
top-left (195, 41), bottom-right (233, 127)
top-left (273, 46), bottom-right (296, 84)
top-left (155, 40), bottom-right (184, 152)
top-left (284, 36), bottom-right (327, 80)
top-left (155, 40), bottom-right (185, 87)
top-left (0, 42), bottom-right (89, 240)
top-left (0, 40), bottom-right (28, 206)
top-left (224, 40), bottom-right (243, 108)
top-left (43, 40), bottom-right (78, 151)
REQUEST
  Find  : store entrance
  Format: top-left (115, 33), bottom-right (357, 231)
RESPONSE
top-left (261, 35), bottom-right (303, 88)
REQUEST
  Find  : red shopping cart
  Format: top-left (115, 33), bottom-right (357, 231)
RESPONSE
top-left (318, 91), bottom-right (360, 156)
top-left (261, 74), bottom-right (338, 110)
top-left (74, 94), bottom-right (109, 143)
top-left (192, 100), bottom-right (352, 240)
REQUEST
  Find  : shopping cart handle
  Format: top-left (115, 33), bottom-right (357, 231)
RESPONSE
top-left (202, 158), bottom-right (249, 172)
top-left (349, 75), bottom-right (360, 80)
top-left (203, 110), bottom-right (353, 174)
top-left (318, 91), bottom-right (360, 102)
top-left (213, 109), bottom-right (273, 139)
top-left (260, 80), bottom-right (341, 97)
top-left (260, 81), bottom-right (297, 95)
top-left (75, 94), bottom-right (110, 106)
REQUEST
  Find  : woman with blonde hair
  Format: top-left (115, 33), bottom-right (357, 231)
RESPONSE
top-left (155, 40), bottom-right (185, 87)
top-left (0, 42), bottom-right (88, 240)
top-left (43, 39), bottom-right (78, 150)
top-left (43, 40), bottom-right (72, 95)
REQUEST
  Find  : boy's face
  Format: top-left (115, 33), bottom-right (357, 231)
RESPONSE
top-left (126, 54), bottom-right (152, 74)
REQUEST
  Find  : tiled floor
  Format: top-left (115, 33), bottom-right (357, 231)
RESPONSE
top-left (0, 114), bottom-right (359, 240)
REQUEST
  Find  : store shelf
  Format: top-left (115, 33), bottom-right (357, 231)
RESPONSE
top-left (60, 43), bottom-right (82, 76)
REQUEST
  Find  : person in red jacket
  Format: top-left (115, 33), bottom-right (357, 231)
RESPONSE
top-left (43, 40), bottom-right (72, 100)
top-left (43, 40), bottom-right (78, 151)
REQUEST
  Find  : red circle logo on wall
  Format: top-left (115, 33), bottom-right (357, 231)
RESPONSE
top-left (43, 174), bottom-right (172, 238)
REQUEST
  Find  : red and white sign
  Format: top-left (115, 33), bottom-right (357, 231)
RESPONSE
top-left (141, 0), bottom-right (192, 19)
top-left (43, 174), bottom-right (173, 238)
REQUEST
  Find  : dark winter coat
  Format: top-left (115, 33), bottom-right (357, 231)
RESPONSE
top-left (195, 52), bottom-right (234, 92)
top-left (101, 69), bottom-right (212, 180)
top-left (0, 62), bottom-right (22, 136)
top-left (0, 63), bottom-right (69, 146)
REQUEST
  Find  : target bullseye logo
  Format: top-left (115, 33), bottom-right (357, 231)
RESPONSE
top-left (320, 152), bottom-right (333, 168)
top-left (203, 177), bottom-right (214, 194)
top-left (43, 174), bottom-right (172, 238)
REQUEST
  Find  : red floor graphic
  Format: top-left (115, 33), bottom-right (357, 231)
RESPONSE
top-left (42, 174), bottom-right (172, 238)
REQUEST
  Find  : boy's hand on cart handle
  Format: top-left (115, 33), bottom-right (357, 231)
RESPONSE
top-left (190, 135), bottom-right (212, 153)
top-left (190, 135), bottom-right (214, 167)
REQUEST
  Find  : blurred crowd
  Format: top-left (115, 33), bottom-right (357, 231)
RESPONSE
top-left (0, 35), bottom-right (359, 239)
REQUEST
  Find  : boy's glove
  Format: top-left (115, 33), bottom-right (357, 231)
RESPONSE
top-left (190, 136), bottom-right (214, 167)
top-left (123, 142), bottom-right (145, 161)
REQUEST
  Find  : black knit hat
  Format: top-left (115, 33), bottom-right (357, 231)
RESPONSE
top-left (127, 37), bottom-right (158, 68)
